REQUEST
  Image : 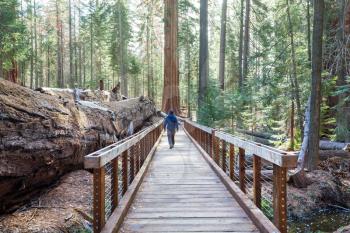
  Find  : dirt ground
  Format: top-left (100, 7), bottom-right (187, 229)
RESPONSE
top-left (0, 170), bottom-right (93, 233)
top-left (288, 157), bottom-right (350, 219)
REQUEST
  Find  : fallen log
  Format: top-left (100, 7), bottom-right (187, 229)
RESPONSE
top-left (319, 150), bottom-right (350, 160)
top-left (319, 140), bottom-right (350, 151)
top-left (0, 79), bottom-right (157, 213)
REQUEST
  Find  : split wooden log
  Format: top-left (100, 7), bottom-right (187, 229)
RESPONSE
top-left (0, 79), bottom-right (157, 213)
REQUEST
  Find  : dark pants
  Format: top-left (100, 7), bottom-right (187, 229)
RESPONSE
top-left (167, 130), bottom-right (175, 146)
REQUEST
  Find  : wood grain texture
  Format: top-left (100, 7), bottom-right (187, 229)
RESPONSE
top-left (119, 129), bottom-right (258, 233)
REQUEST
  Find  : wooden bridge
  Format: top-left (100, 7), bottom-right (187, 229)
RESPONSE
top-left (85, 118), bottom-right (298, 233)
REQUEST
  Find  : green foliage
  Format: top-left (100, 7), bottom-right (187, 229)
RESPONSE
top-left (0, 0), bottom-right (27, 72)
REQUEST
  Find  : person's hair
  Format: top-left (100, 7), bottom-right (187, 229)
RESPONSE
top-left (169, 110), bottom-right (174, 115)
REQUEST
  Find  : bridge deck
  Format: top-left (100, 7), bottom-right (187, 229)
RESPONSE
top-left (120, 129), bottom-right (259, 233)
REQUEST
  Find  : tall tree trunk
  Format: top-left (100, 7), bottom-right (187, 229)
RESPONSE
top-left (47, 46), bottom-right (50, 87)
top-left (186, 33), bottom-right (191, 118)
top-left (290, 100), bottom-right (295, 150)
top-left (56, 0), bottom-right (63, 88)
top-left (219, 0), bottom-right (228, 90)
top-left (34, 0), bottom-right (38, 88)
top-left (146, 6), bottom-right (152, 99)
top-left (336, 0), bottom-right (350, 142)
top-left (83, 44), bottom-right (86, 87)
top-left (30, 0), bottom-right (34, 89)
top-left (238, 0), bottom-right (244, 90)
top-left (119, 0), bottom-right (128, 97)
top-left (306, 0), bottom-right (311, 63)
top-left (162, 0), bottom-right (180, 114)
top-left (198, 0), bottom-right (209, 106)
top-left (307, 0), bottom-right (324, 171)
top-left (90, 2), bottom-right (93, 88)
top-left (242, 0), bottom-right (250, 82)
top-left (69, 0), bottom-right (73, 88)
top-left (286, 0), bottom-right (304, 138)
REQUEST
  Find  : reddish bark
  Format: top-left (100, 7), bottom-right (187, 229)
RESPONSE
top-left (162, 0), bottom-right (180, 115)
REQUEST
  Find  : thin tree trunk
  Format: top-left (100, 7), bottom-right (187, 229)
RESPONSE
top-left (290, 100), bottom-right (295, 150)
top-left (187, 33), bottom-right (191, 118)
top-left (238, 0), bottom-right (244, 90)
top-left (119, 0), bottom-right (128, 97)
top-left (307, 0), bottom-right (324, 171)
top-left (30, 0), bottom-right (34, 89)
top-left (286, 0), bottom-right (304, 138)
top-left (219, 0), bottom-right (227, 90)
top-left (90, 3), bottom-right (93, 88)
top-left (198, 0), bottom-right (209, 106)
top-left (307, 0), bottom-right (311, 63)
top-left (34, 0), bottom-right (38, 88)
top-left (47, 46), bottom-right (50, 87)
top-left (56, 0), bottom-right (63, 88)
top-left (242, 0), bottom-right (250, 82)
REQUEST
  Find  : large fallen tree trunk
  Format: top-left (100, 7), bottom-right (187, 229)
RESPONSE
top-left (0, 79), bottom-right (157, 213)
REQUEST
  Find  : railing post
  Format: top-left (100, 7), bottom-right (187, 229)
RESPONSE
top-left (253, 155), bottom-right (261, 209)
top-left (273, 165), bottom-right (287, 233)
top-left (122, 150), bottom-right (128, 195)
top-left (239, 147), bottom-right (246, 193)
top-left (130, 146), bottom-right (135, 183)
top-left (135, 142), bottom-right (140, 173)
top-left (210, 130), bottom-right (216, 158)
top-left (111, 157), bottom-right (119, 211)
top-left (229, 144), bottom-right (235, 180)
top-left (222, 140), bottom-right (227, 172)
top-left (93, 167), bottom-right (105, 233)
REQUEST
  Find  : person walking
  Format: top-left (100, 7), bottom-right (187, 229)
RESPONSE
top-left (163, 110), bottom-right (179, 149)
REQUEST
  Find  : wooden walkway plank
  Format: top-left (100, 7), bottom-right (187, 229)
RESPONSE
top-left (119, 129), bottom-right (259, 233)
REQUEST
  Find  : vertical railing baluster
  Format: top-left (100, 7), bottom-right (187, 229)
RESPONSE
top-left (229, 144), bottom-right (235, 180)
top-left (273, 165), bottom-right (287, 233)
top-left (253, 155), bottom-right (261, 209)
top-left (122, 150), bottom-right (128, 195)
top-left (211, 129), bottom-right (216, 159)
top-left (130, 146), bottom-right (135, 183)
top-left (222, 140), bottom-right (227, 172)
top-left (135, 142), bottom-right (140, 174)
top-left (111, 157), bottom-right (119, 211)
top-left (239, 147), bottom-right (246, 193)
top-left (93, 167), bottom-right (105, 233)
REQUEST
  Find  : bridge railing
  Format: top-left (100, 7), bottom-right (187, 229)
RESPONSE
top-left (184, 120), bottom-right (297, 233)
top-left (84, 120), bottom-right (163, 233)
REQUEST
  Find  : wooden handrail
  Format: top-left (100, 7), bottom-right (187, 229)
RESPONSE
top-left (85, 120), bottom-right (163, 169)
top-left (184, 119), bottom-right (297, 168)
top-left (183, 119), bottom-right (297, 233)
top-left (84, 120), bottom-right (163, 233)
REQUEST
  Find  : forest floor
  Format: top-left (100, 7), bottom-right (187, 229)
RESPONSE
top-left (288, 156), bottom-right (350, 233)
top-left (0, 170), bottom-right (93, 233)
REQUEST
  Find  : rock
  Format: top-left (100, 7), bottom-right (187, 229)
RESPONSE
top-left (0, 170), bottom-right (93, 233)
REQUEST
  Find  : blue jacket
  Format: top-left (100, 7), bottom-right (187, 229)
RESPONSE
top-left (163, 114), bottom-right (179, 132)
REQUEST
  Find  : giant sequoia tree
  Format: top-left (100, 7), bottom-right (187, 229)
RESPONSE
top-left (162, 0), bottom-right (180, 114)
